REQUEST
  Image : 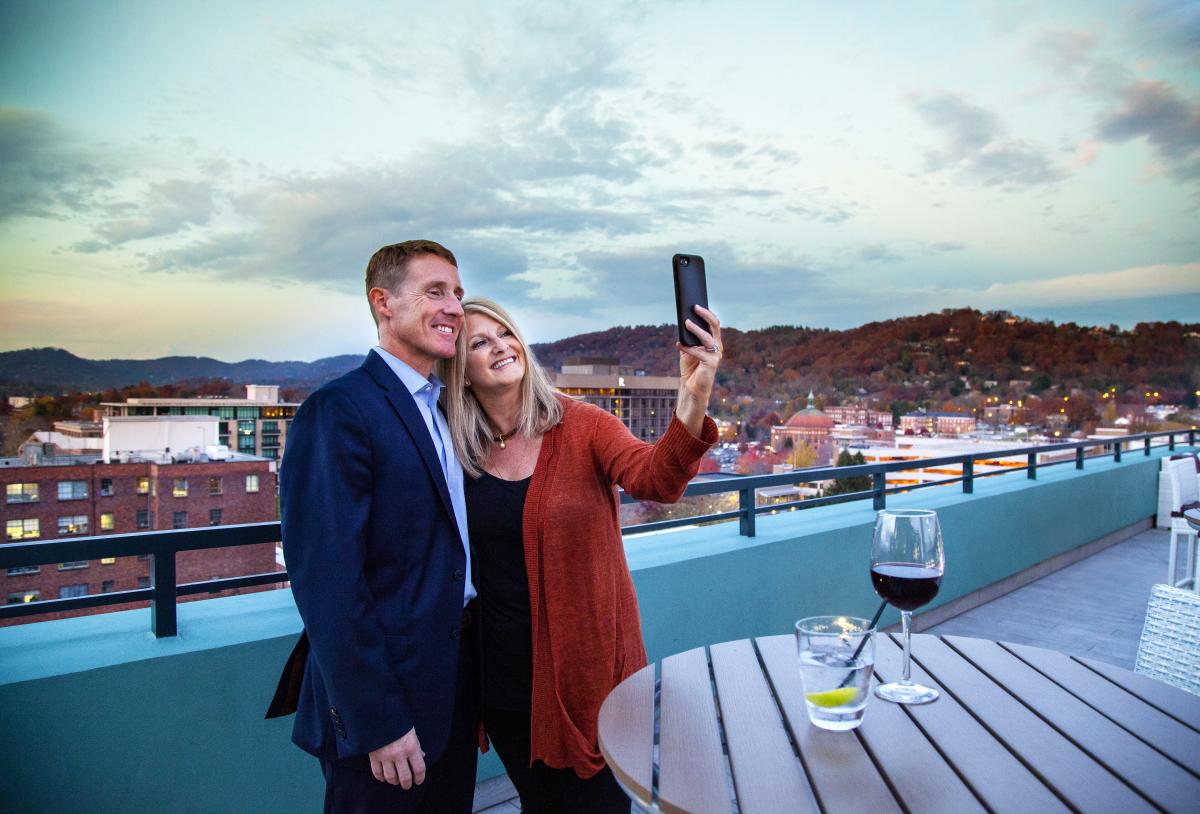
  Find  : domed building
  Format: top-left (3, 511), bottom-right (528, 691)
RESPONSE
top-left (770, 391), bottom-right (836, 452)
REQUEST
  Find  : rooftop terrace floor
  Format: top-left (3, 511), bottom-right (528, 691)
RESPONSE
top-left (473, 525), bottom-right (1176, 812)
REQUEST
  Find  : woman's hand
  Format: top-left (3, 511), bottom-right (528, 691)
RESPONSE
top-left (674, 304), bottom-right (722, 437)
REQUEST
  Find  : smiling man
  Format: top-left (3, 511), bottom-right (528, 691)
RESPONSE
top-left (271, 240), bottom-right (479, 813)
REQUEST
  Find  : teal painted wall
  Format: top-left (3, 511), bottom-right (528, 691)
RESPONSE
top-left (0, 451), bottom-right (1170, 812)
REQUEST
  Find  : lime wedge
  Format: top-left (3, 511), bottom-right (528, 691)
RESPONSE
top-left (805, 687), bottom-right (858, 708)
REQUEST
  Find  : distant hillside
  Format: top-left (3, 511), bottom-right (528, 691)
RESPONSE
top-left (0, 347), bottom-right (364, 393)
top-left (3, 309), bottom-right (1197, 405)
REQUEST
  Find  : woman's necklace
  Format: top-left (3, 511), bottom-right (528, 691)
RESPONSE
top-left (492, 426), bottom-right (518, 449)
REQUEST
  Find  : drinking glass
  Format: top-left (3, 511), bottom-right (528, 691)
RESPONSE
top-left (870, 509), bottom-right (944, 704)
top-left (795, 616), bottom-right (875, 730)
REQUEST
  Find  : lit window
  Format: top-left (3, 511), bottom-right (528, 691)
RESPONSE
top-left (100, 513), bottom-right (115, 531)
top-left (7, 590), bottom-right (40, 605)
top-left (136, 509), bottom-right (150, 529)
top-left (100, 557), bottom-right (116, 565)
top-left (245, 474), bottom-right (260, 493)
top-left (57, 515), bottom-right (89, 536)
top-left (59, 561), bottom-right (89, 570)
top-left (173, 478), bottom-right (188, 498)
top-left (7, 565), bottom-right (39, 576)
top-left (57, 480), bottom-right (88, 501)
top-left (136, 477), bottom-right (150, 495)
top-left (6, 518), bottom-right (40, 540)
top-left (209, 508), bottom-right (222, 526)
top-left (6, 482), bottom-right (39, 503)
top-left (99, 478), bottom-right (113, 497)
top-left (173, 511), bottom-right (187, 529)
top-left (58, 584), bottom-right (88, 598)
top-left (209, 477), bottom-right (222, 495)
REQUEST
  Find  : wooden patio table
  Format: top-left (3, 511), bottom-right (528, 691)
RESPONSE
top-left (597, 633), bottom-right (1200, 814)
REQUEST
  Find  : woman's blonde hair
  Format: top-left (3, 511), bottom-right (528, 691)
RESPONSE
top-left (438, 296), bottom-right (563, 478)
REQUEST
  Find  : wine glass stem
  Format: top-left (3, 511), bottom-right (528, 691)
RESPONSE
top-left (901, 610), bottom-right (913, 685)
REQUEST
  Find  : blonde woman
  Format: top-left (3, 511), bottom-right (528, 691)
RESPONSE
top-left (439, 296), bottom-right (721, 813)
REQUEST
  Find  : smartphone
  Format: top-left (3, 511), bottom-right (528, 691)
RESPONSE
top-left (672, 253), bottom-right (710, 347)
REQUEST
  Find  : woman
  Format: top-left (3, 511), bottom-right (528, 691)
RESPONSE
top-left (440, 296), bottom-right (722, 813)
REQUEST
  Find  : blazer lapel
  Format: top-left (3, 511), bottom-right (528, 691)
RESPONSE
top-left (363, 354), bottom-right (461, 534)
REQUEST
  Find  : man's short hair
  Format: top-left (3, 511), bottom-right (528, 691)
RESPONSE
top-left (365, 240), bottom-right (458, 324)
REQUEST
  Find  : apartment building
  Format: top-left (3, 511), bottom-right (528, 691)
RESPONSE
top-left (101, 384), bottom-right (297, 460)
top-left (2, 439), bottom-right (277, 624)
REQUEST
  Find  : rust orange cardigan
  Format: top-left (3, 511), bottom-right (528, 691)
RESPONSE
top-left (521, 396), bottom-right (717, 778)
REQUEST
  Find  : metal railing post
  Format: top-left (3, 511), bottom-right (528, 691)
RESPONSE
top-left (1145, 437), bottom-right (1152, 456)
top-left (1075, 447), bottom-right (1085, 470)
top-left (963, 459), bottom-right (974, 494)
top-left (1190, 429), bottom-right (1196, 446)
top-left (1114, 441), bottom-right (1121, 463)
top-left (151, 550), bottom-right (178, 638)
top-left (1169, 433), bottom-right (1176, 451)
top-left (872, 472), bottom-right (886, 511)
top-left (1027, 452), bottom-right (1037, 479)
top-left (738, 488), bottom-right (755, 538)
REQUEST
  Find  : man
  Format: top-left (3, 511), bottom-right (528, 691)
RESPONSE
top-left (272, 240), bottom-right (478, 813)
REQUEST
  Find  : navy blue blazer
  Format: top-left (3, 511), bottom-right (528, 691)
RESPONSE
top-left (280, 351), bottom-right (469, 762)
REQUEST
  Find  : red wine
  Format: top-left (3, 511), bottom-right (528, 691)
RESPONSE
top-left (871, 563), bottom-right (942, 611)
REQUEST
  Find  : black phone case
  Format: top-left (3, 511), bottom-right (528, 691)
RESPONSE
top-left (673, 253), bottom-right (709, 346)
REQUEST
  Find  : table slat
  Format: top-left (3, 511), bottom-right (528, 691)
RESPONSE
top-left (756, 635), bottom-right (902, 814)
top-left (1003, 641), bottom-right (1200, 777)
top-left (873, 635), bottom-right (1069, 813)
top-left (909, 635), bottom-right (1156, 814)
top-left (947, 636), bottom-right (1200, 812)
top-left (658, 646), bottom-right (732, 814)
top-left (710, 639), bottom-right (819, 814)
top-left (855, 647), bottom-right (988, 813)
top-left (1079, 656), bottom-right (1200, 732)
top-left (596, 663), bottom-right (655, 808)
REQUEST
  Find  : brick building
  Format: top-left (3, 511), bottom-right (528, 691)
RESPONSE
top-left (900, 411), bottom-right (978, 437)
top-left (822, 405), bottom-right (893, 430)
top-left (2, 455), bottom-right (278, 624)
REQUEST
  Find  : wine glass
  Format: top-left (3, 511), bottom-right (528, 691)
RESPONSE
top-left (870, 508), bottom-right (944, 704)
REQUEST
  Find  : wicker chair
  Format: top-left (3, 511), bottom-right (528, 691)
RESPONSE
top-left (1164, 457), bottom-right (1200, 589)
top-left (1135, 584), bottom-right (1200, 696)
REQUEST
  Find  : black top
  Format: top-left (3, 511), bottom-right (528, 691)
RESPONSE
top-left (466, 470), bottom-right (533, 712)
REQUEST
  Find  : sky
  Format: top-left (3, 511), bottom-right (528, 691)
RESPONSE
top-left (1, 0), bottom-right (1198, 362)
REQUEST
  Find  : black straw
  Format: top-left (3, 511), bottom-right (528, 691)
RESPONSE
top-left (837, 599), bottom-right (888, 689)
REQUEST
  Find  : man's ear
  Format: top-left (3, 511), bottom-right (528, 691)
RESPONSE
top-left (368, 287), bottom-right (391, 320)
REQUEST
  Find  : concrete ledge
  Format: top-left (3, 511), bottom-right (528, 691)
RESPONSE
top-left (0, 447), bottom-right (1182, 813)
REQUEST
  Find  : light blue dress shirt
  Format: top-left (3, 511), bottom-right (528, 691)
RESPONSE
top-left (372, 347), bottom-right (476, 606)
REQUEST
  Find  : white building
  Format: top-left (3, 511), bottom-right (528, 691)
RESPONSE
top-left (102, 416), bottom-right (230, 464)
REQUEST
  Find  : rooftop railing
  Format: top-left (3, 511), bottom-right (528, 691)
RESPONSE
top-left (1, 428), bottom-right (1194, 637)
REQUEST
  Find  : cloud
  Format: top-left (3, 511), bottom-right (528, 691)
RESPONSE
top-left (911, 93), bottom-right (1066, 187)
top-left (94, 179), bottom-right (216, 244)
top-left (0, 107), bottom-right (118, 219)
top-left (971, 262), bottom-right (1200, 307)
top-left (1128, 0), bottom-right (1200, 66)
top-left (1096, 79), bottom-right (1200, 181)
top-left (1027, 27), bottom-right (1200, 185)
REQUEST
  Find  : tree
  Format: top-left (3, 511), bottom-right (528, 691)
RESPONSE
top-left (824, 450), bottom-right (872, 495)
top-left (790, 441), bottom-right (818, 469)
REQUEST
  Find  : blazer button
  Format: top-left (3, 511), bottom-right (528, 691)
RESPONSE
top-left (453, 568), bottom-right (465, 580)
top-left (450, 626), bottom-right (460, 640)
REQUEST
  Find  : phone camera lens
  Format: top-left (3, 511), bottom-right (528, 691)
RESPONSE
top-left (679, 256), bottom-right (690, 266)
